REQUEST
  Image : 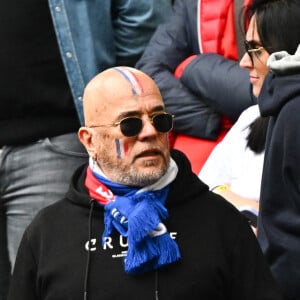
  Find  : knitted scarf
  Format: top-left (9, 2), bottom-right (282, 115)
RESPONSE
top-left (85, 158), bottom-right (181, 274)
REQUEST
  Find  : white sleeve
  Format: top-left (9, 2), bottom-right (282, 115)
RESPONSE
top-left (199, 105), bottom-right (260, 190)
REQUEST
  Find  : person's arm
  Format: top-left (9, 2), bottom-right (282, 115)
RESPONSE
top-left (136, 0), bottom-right (221, 139)
top-left (259, 96), bottom-right (300, 297)
top-left (200, 144), bottom-right (259, 231)
top-left (212, 185), bottom-right (259, 211)
top-left (199, 106), bottom-right (260, 231)
top-left (213, 185), bottom-right (259, 233)
top-left (112, 0), bottom-right (173, 66)
top-left (199, 110), bottom-right (247, 190)
top-left (180, 54), bottom-right (256, 122)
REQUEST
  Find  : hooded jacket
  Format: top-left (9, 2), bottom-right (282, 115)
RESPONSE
top-left (8, 150), bottom-right (282, 300)
top-left (258, 48), bottom-right (300, 300)
top-left (136, 0), bottom-right (255, 139)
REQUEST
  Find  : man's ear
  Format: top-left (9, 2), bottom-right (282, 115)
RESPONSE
top-left (78, 127), bottom-right (97, 158)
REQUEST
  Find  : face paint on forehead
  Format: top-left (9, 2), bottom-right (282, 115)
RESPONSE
top-left (113, 67), bottom-right (144, 96)
top-left (115, 138), bottom-right (129, 159)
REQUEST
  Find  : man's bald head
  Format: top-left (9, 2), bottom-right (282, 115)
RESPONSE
top-left (83, 67), bottom-right (162, 126)
top-left (78, 66), bottom-right (170, 186)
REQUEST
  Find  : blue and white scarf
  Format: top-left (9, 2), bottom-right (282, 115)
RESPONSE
top-left (85, 158), bottom-right (181, 274)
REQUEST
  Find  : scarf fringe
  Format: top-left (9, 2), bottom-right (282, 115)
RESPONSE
top-left (154, 233), bottom-right (181, 267)
top-left (128, 194), bottom-right (167, 242)
top-left (125, 233), bottom-right (181, 275)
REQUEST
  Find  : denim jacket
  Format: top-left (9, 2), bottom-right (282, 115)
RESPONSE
top-left (48, 0), bottom-right (172, 124)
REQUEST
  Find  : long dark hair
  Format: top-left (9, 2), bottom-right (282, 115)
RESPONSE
top-left (244, 0), bottom-right (300, 154)
top-left (246, 115), bottom-right (269, 154)
top-left (245, 0), bottom-right (300, 55)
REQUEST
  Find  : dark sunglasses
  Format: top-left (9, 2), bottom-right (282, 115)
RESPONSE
top-left (244, 40), bottom-right (265, 63)
top-left (89, 112), bottom-right (174, 137)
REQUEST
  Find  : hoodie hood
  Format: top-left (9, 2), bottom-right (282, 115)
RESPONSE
top-left (259, 45), bottom-right (300, 117)
top-left (267, 44), bottom-right (300, 75)
top-left (65, 163), bottom-right (93, 209)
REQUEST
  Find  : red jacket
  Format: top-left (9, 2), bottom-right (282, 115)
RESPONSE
top-left (174, 0), bottom-right (252, 173)
top-left (137, 0), bottom-right (254, 173)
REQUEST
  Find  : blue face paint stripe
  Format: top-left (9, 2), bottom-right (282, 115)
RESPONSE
top-left (115, 139), bottom-right (122, 159)
top-left (113, 67), bottom-right (138, 95)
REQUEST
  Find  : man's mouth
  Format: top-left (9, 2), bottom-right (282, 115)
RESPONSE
top-left (136, 149), bottom-right (162, 159)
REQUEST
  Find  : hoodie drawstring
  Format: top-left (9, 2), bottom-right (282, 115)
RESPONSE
top-left (155, 270), bottom-right (159, 300)
top-left (84, 199), bottom-right (95, 300)
top-left (83, 199), bottom-right (160, 300)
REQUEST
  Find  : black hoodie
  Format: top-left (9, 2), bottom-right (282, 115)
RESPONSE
top-left (8, 150), bottom-right (282, 300)
top-left (258, 55), bottom-right (300, 300)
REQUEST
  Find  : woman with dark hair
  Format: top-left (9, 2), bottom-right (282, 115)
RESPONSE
top-left (240, 0), bottom-right (300, 299)
top-left (198, 0), bottom-right (273, 228)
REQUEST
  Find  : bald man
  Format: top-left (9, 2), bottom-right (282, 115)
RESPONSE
top-left (8, 67), bottom-right (283, 300)
top-left (79, 67), bottom-right (171, 187)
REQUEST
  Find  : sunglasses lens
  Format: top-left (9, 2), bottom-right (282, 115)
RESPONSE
top-left (153, 113), bottom-right (173, 133)
top-left (119, 114), bottom-right (173, 137)
top-left (244, 41), bottom-right (254, 63)
top-left (119, 118), bottom-right (142, 137)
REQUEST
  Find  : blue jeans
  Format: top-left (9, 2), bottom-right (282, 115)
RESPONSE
top-left (0, 132), bottom-right (88, 299)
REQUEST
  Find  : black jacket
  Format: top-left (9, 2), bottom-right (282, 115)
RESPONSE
top-left (136, 0), bottom-right (255, 139)
top-left (258, 71), bottom-right (300, 300)
top-left (9, 150), bottom-right (282, 300)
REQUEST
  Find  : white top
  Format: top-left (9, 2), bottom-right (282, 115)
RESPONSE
top-left (199, 105), bottom-right (264, 201)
